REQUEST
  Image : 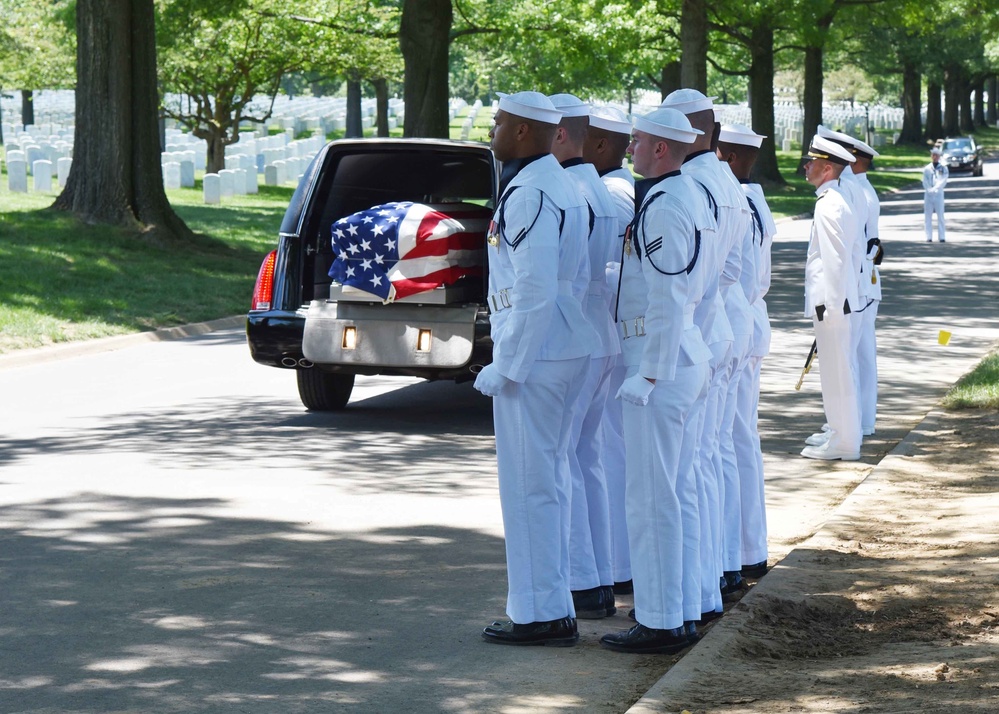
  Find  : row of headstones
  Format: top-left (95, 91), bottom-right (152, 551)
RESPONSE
top-left (4, 156), bottom-right (72, 193)
top-left (459, 99), bottom-right (485, 140)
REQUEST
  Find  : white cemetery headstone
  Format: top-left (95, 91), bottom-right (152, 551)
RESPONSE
top-left (264, 164), bottom-right (279, 186)
top-left (203, 173), bottom-right (221, 204)
top-left (782, 138), bottom-right (792, 152)
top-left (233, 168), bottom-right (248, 195)
top-left (163, 161), bottom-right (182, 190)
top-left (218, 169), bottom-right (236, 197)
top-left (31, 160), bottom-right (53, 192)
top-left (7, 159), bottom-right (28, 192)
top-left (180, 159), bottom-right (195, 188)
top-left (245, 166), bottom-right (258, 194)
top-left (57, 157), bottom-right (72, 187)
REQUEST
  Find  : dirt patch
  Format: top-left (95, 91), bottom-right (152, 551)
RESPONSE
top-left (649, 409), bottom-right (999, 713)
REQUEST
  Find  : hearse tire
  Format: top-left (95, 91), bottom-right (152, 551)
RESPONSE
top-left (297, 369), bottom-right (354, 411)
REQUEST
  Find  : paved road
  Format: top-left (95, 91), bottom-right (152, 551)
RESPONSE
top-left (1, 163), bottom-right (997, 713)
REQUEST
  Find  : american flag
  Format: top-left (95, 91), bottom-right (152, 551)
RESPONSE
top-left (328, 202), bottom-right (490, 303)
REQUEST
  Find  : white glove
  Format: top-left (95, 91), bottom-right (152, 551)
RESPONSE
top-left (473, 364), bottom-right (511, 397)
top-left (605, 261), bottom-right (621, 291)
top-left (616, 374), bottom-right (655, 406)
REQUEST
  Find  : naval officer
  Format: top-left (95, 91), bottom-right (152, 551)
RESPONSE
top-left (476, 91), bottom-right (596, 646)
top-left (801, 135), bottom-right (862, 461)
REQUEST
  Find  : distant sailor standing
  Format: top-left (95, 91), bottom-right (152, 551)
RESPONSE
top-left (476, 91), bottom-right (596, 647)
top-left (800, 135), bottom-right (862, 461)
top-left (923, 147), bottom-right (948, 242)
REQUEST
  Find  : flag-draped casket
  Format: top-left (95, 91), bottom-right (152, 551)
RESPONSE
top-left (328, 201), bottom-right (491, 304)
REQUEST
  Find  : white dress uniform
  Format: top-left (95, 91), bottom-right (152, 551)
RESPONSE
top-left (804, 173), bottom-right (862, 459)
top-left (482, 153), bottom-right (596, 624)
top-left (736, 181), bottom-right (775, 567)
top-left (599, 165), bottom-right (636, 587)
top-left (855, 171), bottom-right (881, 434)
top-left (923, 158), bottom-right (948, 242)
top-left (617, 170), bottom-right (714, 629)
top-left (681, 150), bottom-right (751, 583)
top-left (562, 159), bottom-right (621, 595)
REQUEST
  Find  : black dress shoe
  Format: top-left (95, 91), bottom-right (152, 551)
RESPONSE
top-left (600, 623), bottom-right (691, 654)
top-left (628, 607), bottom-right (636, 621)
top-left (613, 579), bottom-right (634, 595)
top-left (482, 617), bottom-right (578, 647)
top-left (572, 585), bottom-right (617, 619)
top-left (683, 620), bottom-right (700, 645)
top-left (697, 608), bottom-right (724, 626)
top-left (741, 560), bottom-right (768, 579)
top-left (720, 571), bottom-right (749, 602)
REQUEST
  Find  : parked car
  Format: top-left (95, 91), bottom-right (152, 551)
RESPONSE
top-left (939, 136), bottom-right (983, 177)
top-left (247, 138), bottom-right (499, 410)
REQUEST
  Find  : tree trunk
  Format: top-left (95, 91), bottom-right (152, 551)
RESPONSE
top-left (204, 131), bottom-right (226, 174)
top-left (660, 61), bottom-right (681, 102)
top-left (346, 73), bottom-right (363, 138)
top-left (21, 89), bottom-right (34, 127)
top-left (373, 78), bottom-right (389, 137)
top-left (799, 45), bottom-right (824, 175)
top-left (943, 65), bottom-right (959, 136)
top-left (960, 76), bottom-right (975, 133)
top-left (400, 0), bottom-right (451, 138)
top-left (987, 75), bottom-right (997, 126)
top-left (973, 77), bottom-right (986, 127)
top-left (54, 0), bottom-right (190, 242)
top-left (898, 63), bottom-right (922, 144)
top-left (680, 0), bottom-right (707, 92)
top-left (748, 24), bottom-right (783, 186)
top-left (925, 81), bottom-right (942, 141)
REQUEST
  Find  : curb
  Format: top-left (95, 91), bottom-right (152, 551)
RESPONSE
top-left (624, 405), bottom-right (943, 713)
top-left (0, 315), bottom-right (246, 371)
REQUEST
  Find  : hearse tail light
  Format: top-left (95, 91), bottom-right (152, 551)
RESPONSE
top-left (251, 250), bottom-right (277, 310)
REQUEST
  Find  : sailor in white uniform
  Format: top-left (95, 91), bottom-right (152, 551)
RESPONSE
top-left (660, 88), bottom-right (752, 612)
top-left (716, 124), bottom-right (775, 579)
top-left (476, 91), bottom-right (597, 647)
top-left (800, 135), bottom-right (862, 461)
top-left (847, 138), bottom-right (883, 436)
top-left (600, 108), bottom-right (714, 655)
top-left (583, 105), bottom-right (637, 597)
top-left (923, 148), bottom-right (948, 242)
top-left (548, 93), bottom-right (621, 619)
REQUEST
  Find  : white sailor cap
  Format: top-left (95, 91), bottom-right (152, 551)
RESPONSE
top-left (807, 135), bottom-right (856, 165)
top-left (659, 88), bottom-right (717, 115)
top-left (718, 123), bottom-right (766, 148)
top-left (588, 105), bottom-right (632, 135)
top-left (497, 91), bottom-right (563, 124)
top-left (930, 146), bottom-right (942, 155)
top-left (634, 108), bottom-right (703, 143)
top-left (816, 124), bottom-right (880, 159)
top-left (548, 93), bottom-right (591, 118)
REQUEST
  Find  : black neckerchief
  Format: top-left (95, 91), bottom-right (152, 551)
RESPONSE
top-left (560, 157), bottom-right (585, 169)
top-left (598, 166), bottom-right (623, 177)
top-left (683, 149), bottom-right (713, 164)
top-left (633, 176), bottom-right (660, 210)
top-left (499, 153), bottom-right (547, 195)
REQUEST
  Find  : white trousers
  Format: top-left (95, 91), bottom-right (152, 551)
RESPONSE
top-left (567, 355), bottom-right (615, 591)
top-left (849, 309), bottom-right (864, 431)
top-left (924, 192), bottom-right (946, 241)
top-left (735, 355), bottom-right (767, 566)
top-left (718, 332), bottom-right (751, 573)
top-left (602, 363), bottom-right (631, 583)
top-left (857, 300), bottom-right (879, 432)
top-left (624, 360), bottom-right (708, 630)
top-left (494, 356), bottom-right (588, 623)
top-left (813, 313), bottom-right (862, 454)
top-left (693, 339), bottom-right (731, 615)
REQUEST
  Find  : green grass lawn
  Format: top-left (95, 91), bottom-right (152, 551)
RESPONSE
top-left (942, 349), bottom-right (999, 410)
